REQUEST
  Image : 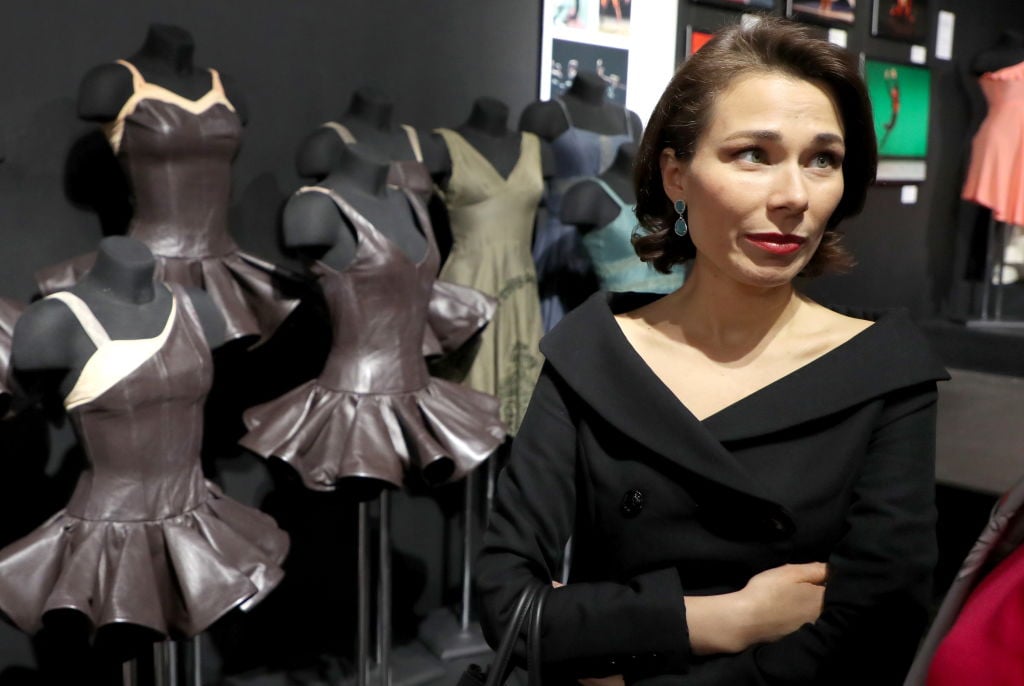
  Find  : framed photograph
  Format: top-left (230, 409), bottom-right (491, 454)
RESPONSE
top-left (540, 0), bottom-right (678, 122)
top-left (551, 38), bottom-right (630, 105)
top-left (871, 0), bottom-right (928, 43)
top-left (685, 27), bottom-right (715, 57)
top-left (690, 0), bottom-right (774, 11)
top-left (863, 57), bottom-right (930, 181)
top-left (787, 0), bottom-right (856, 26)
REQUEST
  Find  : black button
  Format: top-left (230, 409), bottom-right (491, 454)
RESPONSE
top-left (620, 489), bottom-right (645, 517)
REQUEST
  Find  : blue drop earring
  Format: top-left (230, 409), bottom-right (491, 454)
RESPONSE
top-left (673, 199), bottom-right (688, 237)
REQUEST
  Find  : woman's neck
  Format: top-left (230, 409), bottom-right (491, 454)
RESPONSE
top-left (134, 24), bottom-right (195, 74)
top-left (659, 260), bottom-right (802, 357)
top-left (346, 88), bottom-right (394, 131)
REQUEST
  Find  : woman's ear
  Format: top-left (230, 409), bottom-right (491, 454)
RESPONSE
top-left (660, 148), bottom-right (687, 202)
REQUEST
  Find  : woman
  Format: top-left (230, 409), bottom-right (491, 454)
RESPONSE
top-left (477, 17), bottom-right (948, 685)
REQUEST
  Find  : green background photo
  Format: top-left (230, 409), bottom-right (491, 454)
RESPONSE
top-left (864, 59), bottom-right (931, 158)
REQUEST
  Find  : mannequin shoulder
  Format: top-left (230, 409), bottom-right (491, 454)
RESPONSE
top-left (518, 100), bottom-right (569, 140)
top-left (561, 179), bottom-right (619, 228)
top-left (296, 126), bottom-right (345, 179)
top-left (11, 298), bottom-right (85, 370)
top-left (77, 63), bottom-right (135, 122)
top-left (626, 109), bottom-right (644, 142)
top-left (217, 71), bottom-right (249, 124)
top-left (282, 190), bottom-right (346, 248)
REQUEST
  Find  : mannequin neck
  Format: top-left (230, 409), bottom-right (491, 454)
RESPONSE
top-left (346, 88), bottom-right (395, 132)
top-left (327, 144), bottom-right (392, 197)
top-left (76, 238), bottom-right (157, 305)
top-left (462, 97), bottom-right (510, 137)
top-left (133, 23), bottom-right (196, 74)
top-left (567, 71), bottom-right (609, 106)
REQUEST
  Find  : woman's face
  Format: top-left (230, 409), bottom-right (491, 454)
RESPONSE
top-left (661, 71), bottom-right (846, 289)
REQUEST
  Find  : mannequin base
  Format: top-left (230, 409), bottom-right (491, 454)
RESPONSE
top-left (417, 607), bottom-right (490, 660)
top-left (965, 318), bottom-right (1024, 331)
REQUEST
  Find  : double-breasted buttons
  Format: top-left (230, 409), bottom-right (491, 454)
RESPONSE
top-left (620, 489), bottom-right (645, 517)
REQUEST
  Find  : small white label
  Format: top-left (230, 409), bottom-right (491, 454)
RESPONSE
top-left (936, 11), bottom-right (956, 61)
top-left (901, 185), bottom-right (919, 205)
top-left (740, 13), bottom-right (762, 29)
top-left (828, 28), bottom-right (849, 48)
top-left (910, 45), bottom-right (927, 64)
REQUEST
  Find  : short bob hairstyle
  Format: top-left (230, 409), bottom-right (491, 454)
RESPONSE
top-left (633, 16), bottom-right (877, 277)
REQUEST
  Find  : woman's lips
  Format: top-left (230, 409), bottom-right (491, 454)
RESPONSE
top-left (744, 233), bottom-right (806, 255)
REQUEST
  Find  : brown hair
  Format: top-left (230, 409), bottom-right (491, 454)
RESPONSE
top-left (633, 16), bottom-right (876, 276)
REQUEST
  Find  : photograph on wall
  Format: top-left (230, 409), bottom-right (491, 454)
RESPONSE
top-left (551, 38), bottom-right (630, 105)
top-left (871, 0), bottom-right (928, 43)
top-left (788, 0), bottom-right (856, 26)
top-left (864, 58), bottom-right (930, 180)
top-left (552, 0), bottom-right (595, 30)
top-left (686, 27), bottom-right (715, 57)
top-left (690, 0), bottom-right (774, 11)
top-left (599, 0), bottom-right (631, 35)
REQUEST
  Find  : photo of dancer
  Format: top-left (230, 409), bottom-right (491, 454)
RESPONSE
top-left (551, 38), bottom-right (629, 104)
top-left (872, 0), bottom-right (928, 43)
top-left (691, 0), bottom-right (775, 11)
top-left (864, 58), bottom-right (930, 159)
top-left (599, 0), bottom-right (631, 34)
top-left (789, 0), bottom-right (856, 25)
top-left (552, 0), bottom-right (593, 29)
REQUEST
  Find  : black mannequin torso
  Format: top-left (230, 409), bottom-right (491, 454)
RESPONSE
top-left (77, 23), bottom-right (248, 124)
top-left (972, 30), bottom-right (1024, 75)
top-left (519, 71), bottom-right (643, 141)
top-left (13, 237), bottom-right (225, 399)
top-left (560, 142), bottom-right (637, 231)
top-left (284, 143), bottom-right (427, 271)
top-left (296, 87), bottom-right (444, 178)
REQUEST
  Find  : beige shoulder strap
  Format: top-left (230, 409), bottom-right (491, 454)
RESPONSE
top-left (208, 68), bottom-right (225, 96)
top-left (323, 121), bottom-right (357, 144)
top-left (46, 292), bottom-right (111, 348)
top-left (401, 124), bottom-right (424, 162)
top-left (114, 59), bottom-right (146, 91)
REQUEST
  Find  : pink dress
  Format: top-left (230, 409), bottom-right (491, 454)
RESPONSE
top-left (962, 61), bottom-right (1024, 226)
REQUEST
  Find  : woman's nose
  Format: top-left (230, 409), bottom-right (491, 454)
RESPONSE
top-left (768, 164), bottom-right (810, 214)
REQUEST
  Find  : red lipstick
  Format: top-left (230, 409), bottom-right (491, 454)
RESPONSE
top-left (744, 233), bottom-right (806, 255)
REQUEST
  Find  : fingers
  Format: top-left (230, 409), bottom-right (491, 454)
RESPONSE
top-left (784, 561), bottom-right (829, 585)
top-left (552, 580), bottom-right (565, 588)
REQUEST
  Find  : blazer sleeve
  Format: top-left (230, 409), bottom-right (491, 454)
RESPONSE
top-left (636, 382), bottom-right (941, 686)
top-left (476, 363), bottom-right (692, 676)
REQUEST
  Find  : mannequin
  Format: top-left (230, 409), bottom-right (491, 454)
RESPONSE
top-left (519, 70), bottom-right (643, 331)
top-left (561, 143), bottom-right (685, 295)
top-left (77, 23), bottom-right (248, 123)
top-left (431, 97), bottom-right (546, 434)
top-left (0, 298), bottom-right (22, 418)
top-left (961, 31), bottom-right (1024, 307)
top-left (36, 23), bottom-right (298, 345)
top-left (0, 235), bottom-right (289, 643)
top-left (240, 142), bottom-right (503, 494)
top-left (295, 87), bottom-right (443, 207)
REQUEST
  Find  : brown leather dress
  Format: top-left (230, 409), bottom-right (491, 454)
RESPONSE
top-left (320, 121), bottom-right (434, 203)
top-left (0, 297), bottom-right (23, 417)
top-left (0, 284), bottom-right (289, 638)
top-left (240, 187), bottom-right (505, 491)
top-left (36, 60), bottom-right (298, 344)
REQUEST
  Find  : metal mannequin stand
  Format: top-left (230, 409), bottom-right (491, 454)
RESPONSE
top-left (418, 464), bottom-right (491, 660)
top-left (123, 637), bottom-right (201, 686)
top-left (970, 216), bottom-right (1024, 331)
top-left (352, 490), bottom-right (445, 686)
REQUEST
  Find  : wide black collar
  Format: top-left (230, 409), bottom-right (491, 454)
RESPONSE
top-left (540, 292), bottom-right (949, 506)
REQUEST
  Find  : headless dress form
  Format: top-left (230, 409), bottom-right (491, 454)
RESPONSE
top-left (579, 178), bottom-right (685, 295)
top-left (962, 60), bottom-right (1024, 227)
top-left (534, 98), bottom-right (635, 330)
top-left (0, 284), bottom-right (288, 637)
top-left (36, 59), bottom-right (298, 344)
top-left (433, 128), bottom-right (545, 434)
top-left (240, 186), bottom-right (505, 491)
top-left (320, 122), bottom-right (434, 203)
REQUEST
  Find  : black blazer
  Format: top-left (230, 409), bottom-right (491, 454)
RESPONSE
top-left (477, 292), bottom-right (950, 685)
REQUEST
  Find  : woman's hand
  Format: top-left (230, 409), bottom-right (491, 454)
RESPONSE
top-left (686, 562), bottom-right (827, 655)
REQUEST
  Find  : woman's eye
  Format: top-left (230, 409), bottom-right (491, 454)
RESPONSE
top-left (811, 152), bottom-right (841, 168)
top-left (737, 149), bottom-right (766, 164)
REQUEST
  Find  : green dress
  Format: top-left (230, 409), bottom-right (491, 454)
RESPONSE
top-left (435, 129), bottom-right (545, 434)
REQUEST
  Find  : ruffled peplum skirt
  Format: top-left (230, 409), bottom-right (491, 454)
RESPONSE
top-left (0, 482), bottom-right (289, 639)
